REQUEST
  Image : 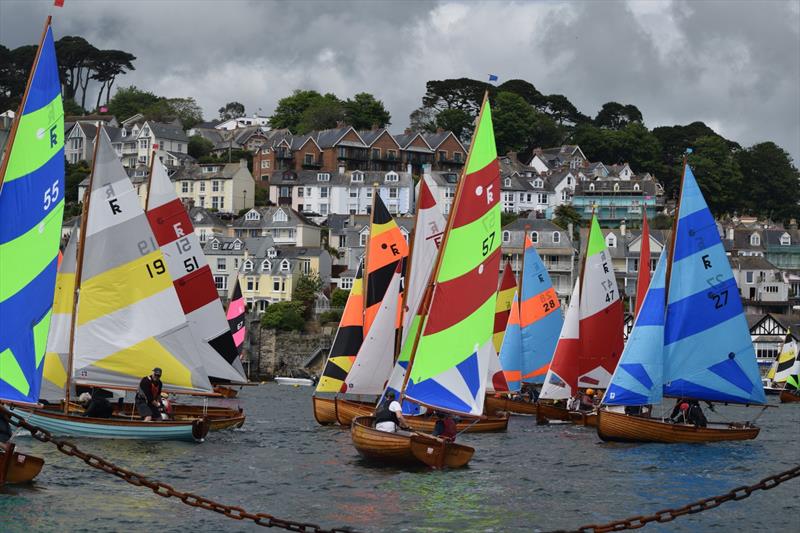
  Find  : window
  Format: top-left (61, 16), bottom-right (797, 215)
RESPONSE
top-left (530, 231), bottom-right (539, 244)
top-left (320, 187), bottom-right (329, 198)
top-left (746, 271), bottom-right (754, 283)
top-left (177, 143), bottom-right (183, 152)
top-left (280, 186), bottom-right (290, 198)
top-left (212, 196), bottom-right (220, 209)
top-left (199, 182), bottom-right (206, 192)
top-left (537, 193), bottom-right (548, 204)
top-left (211, 240), bottom-right (219, 250)
top-left (304, 153), bottom-right (314, 164)
top-left (438, 150), bottom-right (447, 161)
top-left (360, 231), bottom-right (369, 247)
top-left (217, 258), bottom-right (227, 271)
top-left (502, 231), bottom-right (510, 243)
top-left (243, 260), bottom-right (253, 272)
top-left (198, 196), bottom-right (205, 207)
top-left (613, 183), bottom-right (620, 192)
top-left (273, 278), bottom-right (286, 292)
top-left (317, 173), bottom-right (330, 181)
top-left (387, 149), bottom-right (397, 160)
top-left (214, 276), bottom-right (227, 291)
top-left (261, 160), bottom-right (268, 169)
top-left (320, 204), bottom-right (328, 215)
top-left (389, 187), bottom-right (398, 199)
top-left (525, 193), bottom-right (533, 203)
top-left (261, 260), bottom-right (271, 271)
top-left (750, 233), bottom-right (761, 246)
top-left (606, 234), bottom-right (617, 248)
top-left (300, 260), bottom-right (311, 275)
top-left (212, 181), bottom-right (220, 192)
top-left (272, 209), bottom-right (288, 222)
top-left (445, 188), bottom-right (455, 199)
top-left (567, 176), bottom-right (573, 186)
top-left (372, 148), bottom-right (380, 159)
top-left (139, 139), bottom-right (148, 149)
top-left (385, 171), bottom-right (398, 182)
top-left (780, 233), bottom-right (791, 246)
top-left (504, 178), bottom-right (512, 187)
top-left (245, 210), bottom-right (260, 221)
top-left (453, 152), bottom-right (462, 162)
top-left (349, 188), bottom-right (358, 198)
top-left (561, 190), bottom-right (567, 201)
top-left (351, 171), bottom-right (364, 183)
top-left (305, 187), bottom-right (312, 196)
top-left (633, 183), bottom-right (640, 191)
top-left (246, 277), bottom-right (259, 291)
top-left (552, 231), bottom-right (560, 244)
top-left (589, 183), bottom-right (595, 191)
top-left (181, 182), bottom-right (189, 193)
top-left (280, 259), bottom-right (289, 273)
top-left (366, 188), bottom-right (373, 198)
top-left (533, 179), bottom-right (543, 188)
top-left (339, 277), bottom-right (353, 290)
top-left (267, 248), bottom-right (277, 259)
top-left (630, 258), bottom-right (639, 273)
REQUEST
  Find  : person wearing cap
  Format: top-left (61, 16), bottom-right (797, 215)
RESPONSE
top-left (579, 389), bottom-right (595, 411)
top-left (135, 368), bottom-right (163, 421)
top-left (374, 391), bottom-right (408, 432)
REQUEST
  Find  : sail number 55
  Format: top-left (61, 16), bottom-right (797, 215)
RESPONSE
top-left (43, 180), bottom-right (59, 210)
top-left (145, 259), bottom-right (166, 278)
top-left (481, 232), bottom-right (495, 256)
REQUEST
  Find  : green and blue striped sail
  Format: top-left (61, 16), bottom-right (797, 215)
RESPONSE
top-left (0, 23), bottom-right (65, 404)
top-left (603, 250), bottom-right (666, 406)
top-left (663, 165), bottom-right (765, 404)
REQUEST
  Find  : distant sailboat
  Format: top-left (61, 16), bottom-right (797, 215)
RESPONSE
top-left (598, 162), bottom-right (767, 443)
top-left (776, 333), bottom-right (800, 404)
top-left (0, 16), bottom-right (63, 484)
top-left (763, 331), bottom-right (797, 395)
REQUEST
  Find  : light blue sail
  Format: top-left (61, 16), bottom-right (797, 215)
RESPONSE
top-left (520, 246), bottom-right (564, 384)
top-left (663, 165), bottom-right (765, 404)
top-left (499, 292), bottom-right (522, 391)
top-left (604, 250), bottom-right (667, 405)
top-left (0, 23), bottom-right (64, 405)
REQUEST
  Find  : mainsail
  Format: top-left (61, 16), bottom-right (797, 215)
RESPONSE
top-left (634, 213), bottom-right (651, 319)
top-left (71, 132), bottom-right (212, 394)
top-left (0, 21), bottom-right (64, 405)
top-left (315, 264), bottom-right (364, 393)
top-left (145, 159), bottom-right (245, 382)
top-left (226, 278), bottom-right (246, 357)
top-left (539, 281), bottom-right (581, 399)
top-left (603, 250), bottom-right (667, 406)
top-left (663, 165), bottom-right (765, 404)
top-left (767, 332), bottom-right (797, 384)
top-left (493, 261), bottom-right (517, 352)
top-left (498, 292), bottom-right (523, 390)
top-left (403, 94), bottom-right (501, 416)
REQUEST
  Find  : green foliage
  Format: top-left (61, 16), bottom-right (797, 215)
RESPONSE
top-left (434, 108), bottom-right (473, 141)
top-left (687, 136), bottom-right (744, 216)
top-left (552, 205), bottom-right (582, 239)
top-left (318, 310), bottom-right (342, 324)
top-left (62, 98), bottom-right (84, 116)
top-left (493, 92), bottom-right (538, 154)
top-left (422, 77), bottom-right (489, 115)
top-left (218, 101), bottom-right (245, 120)
top-left (496, 79), bottom-right (545, 107)
top-left (330, 288), bottom-right (350, 309)
top-left (261, 301), bottom-right (305, 331)
top-left (0, 44), bottom-right (37, 111)
top-left (91, 50), bottom-right (136, 109)
top-left (254, 186), bottom-right (269, 206)
top-left (735, 142), bottom-right (800, 222)
top-left (164, 97), bottom-right (203, 129)
top-left (201, 149), bottom-right (252, 171)
top-left (500, 210), bottom-right (520, 228)
top-left (188, 135), bottom-right (214, 159)
top-left (571, 122), bottom-right (661, 175)
top-left (106, 86), bottom-right (160, 122)
top-left (292, 273), bottom-right (323, 319)
top-left (408, 106), bottom-right (437, 134)
top-left (65, 159), bottom-right (91, 202)
top-left (651, 214), bottom-right (673, 230)
top-left (297, 94), bottom-right (344, 133)
top-left (594, 101), bottom-right (643, 129)
top-left (343, 92), bottom-right (391, 130)
top-left (270, 90), bottom-right (328, 132)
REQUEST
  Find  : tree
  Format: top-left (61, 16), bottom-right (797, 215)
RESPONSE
top-left (297, 94), bottom-right (344, 133)
top-left (292, 273), bottom-right (323, 319)
top-left (408, 106), bottom-right (437, 133)
top-left (218, 101), bottom-right (245, 120)
top-left (434, 108), bottom-right (473, 141)
top-left (687, 135), bottom-right (744, 216)
top-left (166, 97), bottom-right (203, 129)
top-left (106, 86), bottom-right (160, 122)
top-left (270, 90), bottom-right (326, 132)
top-left (62, 98), bottom-right (84, 116)
top-left (594, 101), bottom-right (643, 129)
top-left (261, 301), bottom-right (305, 331)
top-left (493, 91), bottom-right (536, 154)
top-left (343, 92), bottom-right (391, 130)
top-left (541, 94), bottom-right (585, 126)
top-left (65, 160), bottom-right (91, 202)
top-left (254, 186), bottom-right (269, 206)
top-left (330, 288), bottom-right (349, 309)
top-left (91, 49), bottom-right (136, 109)
top-left (188, 135), bottom-right (214, 159)
top-left (500, 211), bottom-right (520, 228)
top-left (421, 78), bottom-right (489, 115)
top-left (552, 205), bottom-right (582, 239)
top-left (496, 79), bottom-right (545, 107)
top-left (55, 36), bottom-right (97, 104)
top-left (0, 44), bottom-right (36, 111)
top-left (735, 142), bottom-right (800, 222)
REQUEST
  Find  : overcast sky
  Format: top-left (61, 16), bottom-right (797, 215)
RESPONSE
top-left (2, 0), bottom-right (798, 163)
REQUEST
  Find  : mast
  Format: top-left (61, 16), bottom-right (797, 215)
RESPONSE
top-left (0, 17), bottom-right (51, 192)
top-left (63, 124), bottom-right (101, 412)
top-left (143, 148), bottom-right (158, 211)
top-left (664, 154), bottom-right (688, 305)
top-left (399, 91), bottom-right (491, 399)
top-left (362, 182), bottom-right (378, 325)
top-left (394, 182), bottom-right (423, 360)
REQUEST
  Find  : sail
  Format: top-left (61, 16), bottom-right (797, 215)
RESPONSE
top-left (0, 22), bottom-right (64, 405)
top-left (578, 215), bottom-right (624, 388)
top-left (498, 292), bottom-right (523, 391)
top-left (603, 250), bottom-right (667, 406)
top-left (485, 343), bottom-right (510, 393)
top-left (226, 278), bottom-right (246, 357)
top-left (634, 213), bottom-right (651, 319)
top-left (364, 194), bottom-right (408, 334)
top-left (663, 165), bottom-right (765, 404)
top-left (316, 263), bottom-right (364, 393)
top-left (539, 281), bottom-right (581, 400)
top-left (41, 227), bottom-right (77, 401)
top-left (146, 160), bottom-right (245, 382)
top-left (404, 95), bottom-right (501, 416)
top-left (770, 333), bottom-right (797, 383)
top-left (519, 236), bottom-right (563, 384)
top-left (343, 266), bottom-right (402, 395)
top-left (785, 357), bottom-right (800, 393)
top-left (72, 133), bottom-right (212, 394)
top-left (493, 261), bottom-right (517, 352)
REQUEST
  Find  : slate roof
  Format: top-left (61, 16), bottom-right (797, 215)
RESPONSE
top-left (189, 206), bottom-right (225, 227)
top-left (231, 206), bottom-right (318, 229)
top-left (269, 169), bottom-right (412, 188)
top-left (171, 162), bottom-right (246, 181)
top-left (730, 256), bottom-right (779, 271)
top-left (149, 121), bottom-right (189, 142)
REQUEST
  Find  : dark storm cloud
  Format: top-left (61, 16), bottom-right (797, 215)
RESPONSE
top-left (1, 0), bottom-right (797, 162)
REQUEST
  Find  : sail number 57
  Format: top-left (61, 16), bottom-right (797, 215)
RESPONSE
top-left (481, 232), bottom-right (495, 256)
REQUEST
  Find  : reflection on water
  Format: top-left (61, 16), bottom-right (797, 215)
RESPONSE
top-left (1, 386), bottom-right (795, 533)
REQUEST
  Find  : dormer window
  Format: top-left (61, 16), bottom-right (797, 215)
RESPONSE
top-left (244, 210), bottom-right (261, 221)
top-left (589, 183), bottom-right (595, 191)
top-left (504, 177), bottom-right (512, 187)
top-left (351, 171), bottom-right (364, 183)
top-left (385, 171), bottom-right (398, 182)
top-left (261, 259), bottom-right (271, 271)
top-left (317, 172), bottom-right (330, 182)
top-left (613, 183), bottom-right (620, 192)
top-left (633, 183), bottom-right (640, 192)
top-left (233, 239), bottom-right (242, 250)
top-left (750, 233), bottom-right (761, 246)
top-left (533, 178), bottom-right (543, 188)
top-left (211, 240), bottom-right (219, 250)
top-left (530, 231), bottom-right (539, 244)
top-left (267, 247), bottom-right (277, 258)
top-left (272, 209), bottom-right (288, 223)
top-left (243, 260), bottom-right (253, 272)
top-left (606, 233), bottom-right (617, 248)
top-left (280, 259), bottom-right (290, 272)
top-left (780, 232), bottom-right (791, 246)
top-left (443, 173), bottom-right (458, 184)
top-left (502, 230), bottom-right (510, 243)
top-left (552, 231), bottom-right (561, 244)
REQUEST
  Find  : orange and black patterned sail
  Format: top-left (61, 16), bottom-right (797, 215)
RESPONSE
top-left (364, 195), bottom-right (408, 333)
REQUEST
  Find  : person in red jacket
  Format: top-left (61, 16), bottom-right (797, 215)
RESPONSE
top-left (432, 412), bottom-right (457, 442)
top-left (135, 368), bottom-right (163, 421)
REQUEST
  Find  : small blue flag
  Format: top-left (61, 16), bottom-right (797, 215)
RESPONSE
top-left (685, 147), bottom-right (693, 154)
top-left (488, 74), bottom-right (498, 82)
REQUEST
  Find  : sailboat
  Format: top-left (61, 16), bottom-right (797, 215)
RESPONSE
top-left (351, 92), bottom-right (502, 468)
top-left (0, 16), bottom-right (63, 484)
top-left (597, 162), bottom-right (767, 442)
top-left (16, 130), bottom-right (212, 441)
top-left (776, 334), bottom-right (800, 404)
top-left (537, 214), bottom-right (624, 426)
top-left (763, 331), bottom-right (797, 396)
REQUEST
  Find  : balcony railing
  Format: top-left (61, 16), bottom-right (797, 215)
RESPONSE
top-left (302, 160), bottom-right (322, 169)
top-left (275, 150), bottom-right (294, 160)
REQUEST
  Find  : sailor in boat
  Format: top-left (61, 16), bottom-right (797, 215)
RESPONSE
top-left (432, 412), bottom-right (457, 442)
top-left (579, 389), bottom-right (596, 411)
top-left (135, 368), bottom-right (164, 422)
top-left (0, 415), bottom-right (11, 443)
top-left (374, 391), bottom-right (408, 432)
top-left (159, 393), bottom-right (173, 420)
top-left (81, 390), bottom-right (113, 419)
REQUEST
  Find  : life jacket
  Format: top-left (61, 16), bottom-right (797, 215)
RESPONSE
top-left (374, 400), bottom-right (398, 425)
top-left (441, 418), bottom-right (457, 441)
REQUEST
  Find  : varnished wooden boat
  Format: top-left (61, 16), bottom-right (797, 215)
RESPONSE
top-left (535, 402), bottom-right (573, 424)
top-left (779, 389), bottom-right (800, 403)
top-left (406, 412), bottom-right (508, 433)
top-left (484, 395), bottom-right (538, 416)
top-left (0, 443), bottom-right (44, 484)
top-left (312, 396), bottom-right (338, 425)
top-left (596, 408), bottom-right (760, 443)
top-left (351, 416), bottom-right (473, 468)
top-left (212, 385), bottom-right (240, 398)
top-left (335, 398), bottom-right (375, 425)
top-left (568, 410), bottom-right (598, 427)
top-left (45, 402), bottom-right (245, 431)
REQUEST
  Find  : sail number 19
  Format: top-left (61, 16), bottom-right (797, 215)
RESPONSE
top-left (145, 259), bottom-right (166, 278)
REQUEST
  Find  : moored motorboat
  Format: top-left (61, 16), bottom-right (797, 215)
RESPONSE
top-left (275, 377), bottom-right (315, 386)
top-left (0, 442), bottom-right (44, 484)
top-left (596, 409), bottom-right (759, 443)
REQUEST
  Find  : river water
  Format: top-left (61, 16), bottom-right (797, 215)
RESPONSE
top-left (1, 384), bottom-right (797, 532)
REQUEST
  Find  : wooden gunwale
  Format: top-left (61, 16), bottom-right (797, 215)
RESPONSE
top-left (335, 398), bottom-right (375, 426)
top-left (350, 416), bottom-right (417, 464)
top-left (779, 389), bottom-right (800, 403)
top-left (406, 412), bottom-right (508, 433)
top-left (484, 395), bottom-right (538, 416)
top-left (596, 409), bottom-right (760, 443)
top-left (410, 434), bottom-right (474, 469)
top-left (312, 396), bottom-right (338, 425)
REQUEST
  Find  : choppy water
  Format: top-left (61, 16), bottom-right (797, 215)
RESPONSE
top-left (1, 384), bottom-right (798, 532)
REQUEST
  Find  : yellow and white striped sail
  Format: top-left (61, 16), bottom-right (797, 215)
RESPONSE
top-left (72, 133), bottom-right (211, 393)
top-left (40, 226), bottom-right (77, 401)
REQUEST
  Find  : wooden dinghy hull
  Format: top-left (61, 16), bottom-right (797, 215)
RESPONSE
top-left (535, 402), bottom-right (574, 424)
top-left (212, 385), bottom-right (240, 398)
top-left (779, 390), bottom-right (800, 403)
top-left (312, 396), bottom-right (338, 425)
top-left (351, 416), bottom-right (473, 468)
top-left (15, 409), bottom-right (209, 442)
top-left (568, 411), bottom-right (598, 427)
top-left (596, 409), bottom-right (760, 443)
top-left (0, 443), bottom-right (44, 484)
top-left (406, 412), bottom-right (508, 433)
top-left (335, 398), bottom-right (375, 426)
top-left (59, 403), bottom-right (245, 432)
top-left (484, 395), bottom-right (538, 416)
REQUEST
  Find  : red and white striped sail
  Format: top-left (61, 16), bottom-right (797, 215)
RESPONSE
top-left (145, 160), bottom-right (246, 382)
top-left (539, 280), bottom-right (581, 399)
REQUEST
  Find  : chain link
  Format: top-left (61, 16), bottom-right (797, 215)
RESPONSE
top-left (554, 464), bottom-right (800, 533)
top-left (2, 406), bottom-right (357, 533)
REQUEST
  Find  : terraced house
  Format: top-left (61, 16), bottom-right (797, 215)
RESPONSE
top-left (229, 207), bottom-right (321, 247)
top-left (171, 160), bottom-right (255, 214)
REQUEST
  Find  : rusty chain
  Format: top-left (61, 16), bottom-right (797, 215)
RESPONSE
top-left (2, 406), bottom-right (357, 533)
top-left (556, 464), bottom-right (800, 533)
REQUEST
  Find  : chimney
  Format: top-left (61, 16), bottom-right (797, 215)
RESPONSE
top-left (436, 127), bottom-right (444, 134)
top-left (338, 164), bottom-right (345, 175)
top-left (407, 163), bottom-right (412, 174)
top-left (422, 163), bottom-right (432, 175)
top-left (239, 158), bottom-right (247, 169)
top-left (789, 218), bottom-right (798, 230)
top-left (620, 220), bottom-right (626, 236)
top-left (371, 123), bottom-right (380, 131)
top-left (335, 120), bottom-right (345, 128)
top-left (567, 222), bottom-right (574, 241)
top-left (727, 227), bottom-right (734, 240)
